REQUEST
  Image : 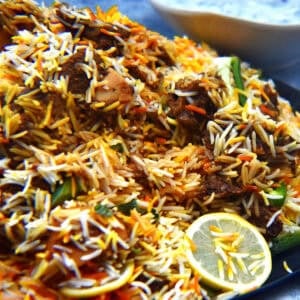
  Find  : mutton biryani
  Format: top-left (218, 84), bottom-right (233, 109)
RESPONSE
top-left (0, 0), bottom-right (299, 299)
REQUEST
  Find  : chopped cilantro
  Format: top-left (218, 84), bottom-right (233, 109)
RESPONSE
top-left (110, 143), bottom-right (124, 153)
top-left (117, 199), bottom-right (138, 216)
top-left (151, 208), bottom-right (160, 221)
top-left (95, 203), bottom-right (113, 217)
top-left (52, 177), bottom-right (73, 207)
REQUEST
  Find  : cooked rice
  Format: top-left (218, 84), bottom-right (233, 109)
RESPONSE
top-left (0, 0), bottom-right (299, 299)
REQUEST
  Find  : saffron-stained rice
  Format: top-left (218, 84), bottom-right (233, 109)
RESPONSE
top-left (0, 0), bottom-right (299, 299)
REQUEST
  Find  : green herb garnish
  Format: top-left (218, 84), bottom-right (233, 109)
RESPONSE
top-left (267, 183), bottom-right (287, 207)
top-left (151, 208), bottom-right (160, 222)
top-left (52, 177), bottom-right (73, 207)
top-left (132, 247), bottom-right (142, 255)
top-left (110, 142), bottom-right (124, 153)
top-left (51, 176), bottom-right (86, 207)
top-left (231, 56), bottom-right (247, 106)
top-left (117, 199), bottom-right (138, 216)
top-left (94, 199), bottom-right (159, 219)
top-left (95, 203), bottom-right (113, 217)
top-left (271, 230), bottom-right (300, 255)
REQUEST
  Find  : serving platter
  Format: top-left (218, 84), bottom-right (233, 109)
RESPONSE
top-left (234, 77), bottom-right (300, 299)
top-left (235, 245), bottom-right (300, 299)
top-left (149, 0), bottom-right (300, 90)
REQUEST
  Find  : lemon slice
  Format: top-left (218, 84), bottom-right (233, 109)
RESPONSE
top-left (186, 212), bottom-right (272, 293)
top-left (60, 261), bottom-right (134, 298)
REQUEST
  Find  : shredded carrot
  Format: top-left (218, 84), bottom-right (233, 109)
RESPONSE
top-left (237, 153), bottom-right (253, 162)
top-left (202, 158), bottom-right (212, 172)
top-left (131, 209), bottom-right (158, 238)
top-left (132, 106), bottom-right (147, 114)
top-left (91, 294), bottom-right (112, 300)
top-left (0, 136), bottom-right (9, 144)
top-left (260, 87), bottom-right (270, 102)
top-left (282, 176), bottom-right (293, 184)
top-left (3, 73), bottom-right (20, 81)
top-left (259, 104), bottom-right (277, 118)
top-left (36, 55), bottom-right (43, 74)
top-left (155, 137), bottom-right (167, 145)
top-left (0, 212), bottom-right (6, 221)
top-left (71, 176), bottom-right (77, 198)
top-left (237, 123), bottom-right (248, 130)
top-left (186, 236), bottom-right (197, 252)
top-left (20, 278), bottom-right (58, 300)
top-left (115, 227), bottom-right (129, 241)
top-left (244, 184), bottom-right (259, 193)
top-left (147, 38), bottom-right (158, 48)
top-left (49, 22), bottom-right (65, 34)
top-left (62, 232), bottom-right (71, 243)
top-left (189, 274), bottom-right (201, 295)
top-left (77, 40), bottom-right (90, 45)
top-left (185, 104), bottom-right (207, 115)
top-left (113, 287), bottom-right (138, 300)
top-left (200, 77), bottom-right (212, 86)
top-left (143, 194), bottom-right (152, 202)
top-left (274, 123), bottom-right (286, 140)
top-left (292, 181), bottom-right (300, 197)
top-left (132, 53), bottom-right (149, 64)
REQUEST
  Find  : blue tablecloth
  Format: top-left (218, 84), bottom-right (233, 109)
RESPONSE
top-left (37, 1), bottom-right (300, 299)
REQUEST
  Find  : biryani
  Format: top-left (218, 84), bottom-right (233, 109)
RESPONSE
top-left (0, 0), bottom-right (299, 299)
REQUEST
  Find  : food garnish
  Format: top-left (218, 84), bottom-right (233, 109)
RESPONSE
top-left (186, 212), bottom-right (272, 293)
top-left (271, 229), bottom-right (300, 255)
top-left (231, 56), bottom-right (247, 106)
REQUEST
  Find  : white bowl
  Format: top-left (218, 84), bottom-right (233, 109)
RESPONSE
top-left (150, 0), bottom-right (300, 88)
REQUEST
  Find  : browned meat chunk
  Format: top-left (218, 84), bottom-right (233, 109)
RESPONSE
top-left (247, 205), bottom-right (283, 240)
top-left (95, 68), bottom-right (133, 104)
top-left (127, 65), bottom-right (149, 83)
top-left (84, 24), bottom-right (130, 55)
top-left (175, 77), bottom-right (202, 91)
top-left (54, 5), bottom-right (130, 55)
top-left (126, 65), bottom-right (158, 87)
top-left (0, 225), bottom-right (12, 254)
top-left (167, 97), bottom-right (199, 129)
top-left (174, 77), bottom-right (217, 116)
top-left (177, 110), bottom-right (200, 128)
top-left (168, 96), bottom-right (185, 116)
top-left (61, 49), bottom-right (90, 94)
top-left (202, 174), bottom-right (243, 197)
top-left (263, 83), bottom-right (278, 107)
top-left (156, 46), bottom-right (175, 66)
